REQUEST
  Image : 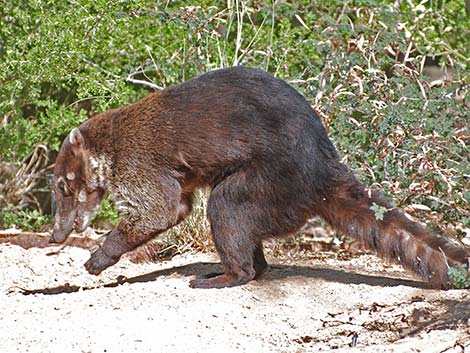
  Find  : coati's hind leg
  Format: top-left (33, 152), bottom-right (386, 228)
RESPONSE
top-left (253, 243), bottom-right (268, 278)
top-left (85, 181), bottom-right (193, 275)
top-left (197, 242), bottom-right (267, 282)
top-left (189, 174), bottom-right (274, 289)
top-left (189, 236), bottom-right (267, 289)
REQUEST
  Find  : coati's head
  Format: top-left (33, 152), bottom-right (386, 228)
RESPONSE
top-left (50, 127), bottom-right (106, 243)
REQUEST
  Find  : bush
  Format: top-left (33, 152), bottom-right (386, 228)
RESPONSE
top-left (0, 1), bottom-right (468, 242)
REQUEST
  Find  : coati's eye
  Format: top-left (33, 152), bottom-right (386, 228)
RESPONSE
top-left (57, 180), bottom-right (72, 196)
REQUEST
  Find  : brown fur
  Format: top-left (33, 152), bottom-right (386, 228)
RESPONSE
top-left (51, 67), bottom-right (469, 289)
top-left (316, 175), bottom-right (468, 289)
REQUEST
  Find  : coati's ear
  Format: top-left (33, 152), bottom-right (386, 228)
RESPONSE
top-left (68, 127), bottom-right (90, 174)
top-left (68, 128), bottom-right (85, 150)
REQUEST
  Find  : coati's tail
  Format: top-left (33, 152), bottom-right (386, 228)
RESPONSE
top-left (317, 174), bottom-right (469, 289)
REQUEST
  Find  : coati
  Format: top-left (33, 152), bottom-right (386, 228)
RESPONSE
top-left (51, 66), bottom-right (469, 289)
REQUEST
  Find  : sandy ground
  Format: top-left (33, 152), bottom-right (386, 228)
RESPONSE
top-left (0, 233), bottom-right (469, 353)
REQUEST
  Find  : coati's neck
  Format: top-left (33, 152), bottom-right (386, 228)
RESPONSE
top-left (79, 110), bottom-right (117, 190)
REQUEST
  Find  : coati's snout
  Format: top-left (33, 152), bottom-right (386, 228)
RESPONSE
top-left (50, 127), bottom-right (105, 243)
top-left (51, 206), bottom-right (96, 243)
top-left (50, 190), bottom-right (97, 243)
top-left (51, 206), bottom-right (76, 243)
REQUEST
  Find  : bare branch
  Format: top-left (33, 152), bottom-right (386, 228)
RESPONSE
top-left (125, 75), bottom-right (163, 90)
top-left (82, 58), bottom-right (163, 90)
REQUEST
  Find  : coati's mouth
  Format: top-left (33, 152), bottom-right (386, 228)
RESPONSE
top-left (51, 210), bottom-right (93, 243)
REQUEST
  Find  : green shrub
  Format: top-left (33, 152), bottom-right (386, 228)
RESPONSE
top-left (0, 208), bottom-right (51, 231)
top-left (0, 1), bottom-right (468, 243)
top-left (448, 264), bottom-right (470, 289)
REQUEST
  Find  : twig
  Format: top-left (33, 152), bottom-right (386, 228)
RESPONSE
top-left (439, 247), bottom-right (450, 270)
top-left (265, 0), bottom-right (276, 70)
top-left (82, 58), bottom-right (163, 90)
top-left (335, 1), bottom-right (350, 25)
top-left (426, 196), bottom-right (470, 217)
top-left (83, 11), bottom-right (104, 41)
top-left (125, 74), bottom-right (163, 90)
top-left (233, 0), bottom-right (245, 66)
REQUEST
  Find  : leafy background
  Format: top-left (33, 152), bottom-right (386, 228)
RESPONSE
top-left (0, 0), bottom-right (469, 249)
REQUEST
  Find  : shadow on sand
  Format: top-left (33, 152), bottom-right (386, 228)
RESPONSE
top-left (14, 260), bottom-right (425, 296)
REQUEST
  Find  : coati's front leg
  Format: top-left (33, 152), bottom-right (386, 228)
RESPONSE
top-left (85, 221), bottom-right (148, 275)
top-left (85, 190), bottom-right (193, 275)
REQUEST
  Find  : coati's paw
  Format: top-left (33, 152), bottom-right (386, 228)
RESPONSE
top-left (189, 273), bottom-right (252, 289)
top-left (189, 277), bottom-right (221, 288)
top-left (84, 248), bottom-right (119, 275)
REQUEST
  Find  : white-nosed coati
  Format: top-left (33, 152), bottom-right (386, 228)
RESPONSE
top-left (51, 66), bottom-right (469, 289)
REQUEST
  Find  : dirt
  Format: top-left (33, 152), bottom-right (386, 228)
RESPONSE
top-left (0, 231), bottom-right (469, 353)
